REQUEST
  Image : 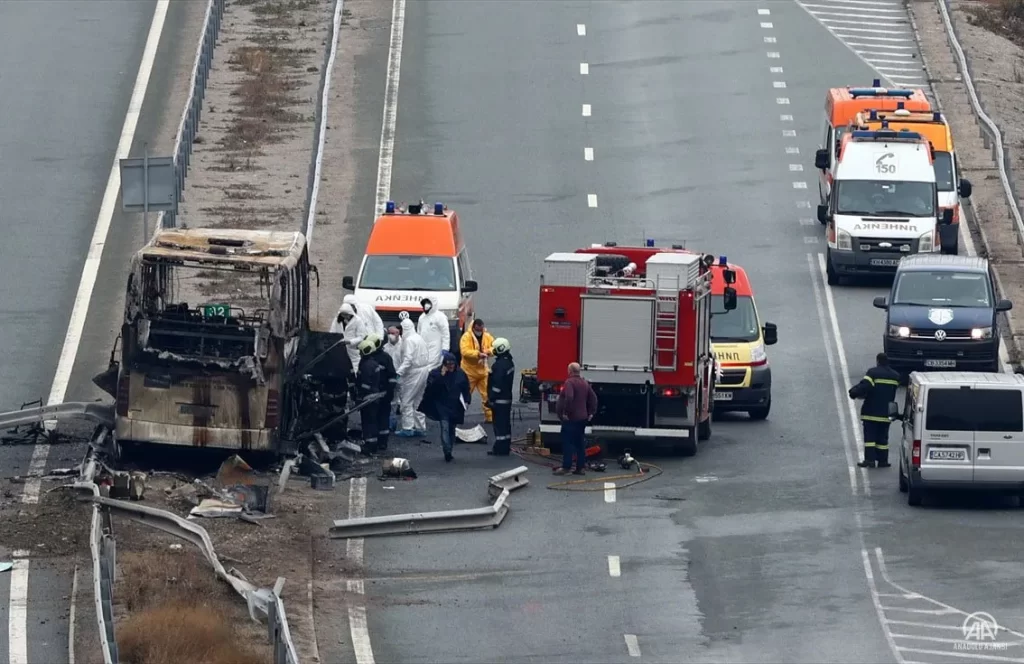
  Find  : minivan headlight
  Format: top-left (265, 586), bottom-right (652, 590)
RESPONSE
top-left (750, 342), bottom-right (767, 364)
top-left (837, 230), bottom-right (852, 251)
top-left (918, 229), bottom-right (936, 253)
top-left (971, 326), bottom-right (993, 340)
top-left (888, 324), bottom-right (911, 338)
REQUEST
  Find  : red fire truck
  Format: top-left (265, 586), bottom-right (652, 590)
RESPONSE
top-left (535, 243), bottom-right (736, 456)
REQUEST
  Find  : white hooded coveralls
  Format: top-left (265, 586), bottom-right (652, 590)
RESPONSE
top-left (330, 302), bottom-right (368, 371)
top-left (344, 294), bottom-right (384, 338)
top-left (397, 318), bottom-right (431, 431)
top-left (383, 331), bottom-right (404, 405)
top-left (417, 296), bottom-right (450, 368)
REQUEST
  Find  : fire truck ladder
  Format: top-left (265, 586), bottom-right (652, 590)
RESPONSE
top-left (653, 276), bottom-right (680, 371)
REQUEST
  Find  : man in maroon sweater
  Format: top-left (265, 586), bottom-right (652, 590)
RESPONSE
top-left (554, 362), bottom-right (598, 475)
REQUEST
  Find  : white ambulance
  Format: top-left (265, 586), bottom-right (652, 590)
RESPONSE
top-left (817, 126), bottom-right (950, 286)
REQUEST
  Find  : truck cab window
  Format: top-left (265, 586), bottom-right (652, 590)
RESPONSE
top-left (933, 152), bottom-right (955, 192)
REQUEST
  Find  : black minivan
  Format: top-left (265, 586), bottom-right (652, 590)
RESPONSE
top-left (872, 254), bottom-right (1011, 373)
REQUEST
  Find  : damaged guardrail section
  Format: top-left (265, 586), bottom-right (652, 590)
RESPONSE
top-left (87, 494), bottom-right (301, 664)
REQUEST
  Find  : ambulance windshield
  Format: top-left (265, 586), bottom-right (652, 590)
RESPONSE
top-left (359, 255), bottom-right (457, 291)
top-left (933, 152), bottom-right (954, 192)
top-left (711, 295), bottom-right (760, 343)
top-left (836, 180), bottom-right (935, 217)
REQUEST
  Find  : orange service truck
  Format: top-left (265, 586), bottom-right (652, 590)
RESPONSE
top-left (815, 80), bottom-right (931, 207)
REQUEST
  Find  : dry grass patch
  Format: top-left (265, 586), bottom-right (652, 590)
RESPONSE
top-left (970, 0), bottom-right (1024, 43)
top-left (116, 548), bottom-right (270, 664)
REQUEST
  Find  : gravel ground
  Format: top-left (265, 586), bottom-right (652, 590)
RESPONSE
top-left (911, 0), bottom-right (1024, 360)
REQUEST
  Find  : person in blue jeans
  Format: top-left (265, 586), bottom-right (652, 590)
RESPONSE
top-left (418, 351), bottom-right (471, 462)
top-left (554, 362), bottom-right (598, 476)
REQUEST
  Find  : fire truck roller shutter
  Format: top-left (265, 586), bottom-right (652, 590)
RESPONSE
top-left (580, 296), bottom-right (655, 371)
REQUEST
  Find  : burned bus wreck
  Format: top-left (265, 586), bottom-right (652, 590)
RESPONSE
top-left (94, 228), bottom-right (352, 456)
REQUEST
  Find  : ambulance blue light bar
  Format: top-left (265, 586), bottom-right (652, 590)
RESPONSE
top-left (434, 202), bottom-right (444, 215)
top-left (385, 200), bottom-right (396, 213)
top-left (719, 256), bottom-right (728, 266)
top-left (848, 87), bottom-right (915, 98)
top-left (850, 129), bottom-right (924, 141)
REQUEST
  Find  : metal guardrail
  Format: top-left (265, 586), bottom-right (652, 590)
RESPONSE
top-left (303, 0), bottom-right (346, 242)
top-left (936, 0), bottom-right (1024, 253)
top-left (329, 487), bottom-right (512, 539)
top-left (0, 401), bottom-right (114, 430)
top-left (159, 0), bottom-right (226, 230)
top-left (88, 495), bottom-right (301, 664)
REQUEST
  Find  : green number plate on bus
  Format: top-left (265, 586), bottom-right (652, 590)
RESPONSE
top-left (201, 304), bottom-right (229, 317)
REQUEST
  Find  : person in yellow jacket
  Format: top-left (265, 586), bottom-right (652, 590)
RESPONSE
top-left (460, 318), bottom-right (494, 423)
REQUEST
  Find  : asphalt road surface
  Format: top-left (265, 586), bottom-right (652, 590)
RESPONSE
top-left (0, 1), bottom-right (199, 662)
top-left (349, 1), bottom-right (1024, 663)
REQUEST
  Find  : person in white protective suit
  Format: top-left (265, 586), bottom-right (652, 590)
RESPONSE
top-left (330, 302), bottom-right (368, 372)
top-left (344, 294), bottom-right (384, 338)
top-left (383, 325), bottom-right (404, 425)
top-left (395, 318), bottom-right (431, 436)
top-left (416, 296), bottom-right (450, 367)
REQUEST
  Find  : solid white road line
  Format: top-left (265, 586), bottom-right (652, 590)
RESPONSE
top-left (305, 0), bottom-right (346, 241)
top-left (807, 254), bottom-right (859, 494)
top-left (580, 62), bottom-right (589, 75)
top-left (624, 634), bottom-right (641, 657)
top-left (604, 482), bottom-right (616, 503)
top-left (582, 103), bottom-right (592, 117)
top-left (577, 23), bottom-right (586, 36)
top-left (68, 564), bottom-right (80, 664)
top-left (347, 478), bottom-right (375, 664)
top-left (34, 0), bottom-right (171, 504)
top-left (608, 555), bottom-right (621, 577)
top-left (584, 147), bottom-right (594, 161)
top-left (373, 0), bottom-right (406, 218)
top-left (9, 551), bottom-right (30, 664)
top-left (861, 549), bottom-right (908, 664)
top-left (588, 194), bottom-right (598, 208)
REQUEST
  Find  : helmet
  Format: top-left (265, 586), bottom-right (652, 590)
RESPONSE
top-left (492, 337), bottom-right (511, 355)
top-left (358, 338), bottom-right (377, 356)
top-left (370, 333), bottom-right (384, 350)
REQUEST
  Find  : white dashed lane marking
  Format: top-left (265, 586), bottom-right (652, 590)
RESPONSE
top-left (795, 0), bottom-right (925, 84)
top-left (770, 66), bottom-right (784, 73)
top-left (588, 194), bottom-right (598, 208)
top-left (624, 634), bottom-right (641, 657)
top-left (584, 147), bottom-right (593, 161)
top-left (786, 146), bottom-right (800, 154)
top-left (783, 129), bottom-right (796, 137)
top-left (760, 21), bottom-right (774, 28)
top-left (608, 555), bottom-right (621, 577)
top-left (758, 8), bottom-right (771, 15)
top-left (764, 36), bottom-right (777, 43)
top-left (776, 97), bottom-right (790, 105)
top-left (604, 482), bottom-right (616, 503)
top-left (773, 81), bottom-right (787, 88)
top-left (793, 182), bottom-right (808, 189)
top-left (767, 51), bottom-right (780, 58)
top-left (582, 103), bottom-right (591, 117)
top-left (577, 23), bottom-right (586, 36)
top-left (580, 62), bottom-right (589, 75)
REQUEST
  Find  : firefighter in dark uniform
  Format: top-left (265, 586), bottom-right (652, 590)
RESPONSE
top-left (848, 352), bottom-right (901, 468)
top-left (356, 338), bottom-right (383, 454)
top-left (486, 337), bottom-right (515, 456)
top-left (370, 333), bottom-right (397, 452)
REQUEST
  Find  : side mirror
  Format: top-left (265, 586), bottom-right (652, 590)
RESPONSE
top-left (462, 279), bottom-right (479, 293)
top-left (814, 148), bottom-right (829, 171)
top-left (817, 204), bottom-right (829, 225)
top-left (940, 208), bottom-right (954, 226)
top-left (762, 322), bottom-right (778, 346)
top-left (887, 401), bottom-right (903, 421)
top-left (997, 299), bottom-right (1013, 312)
top-left (959, 178), bottom-right (973, 199)
top-left (723, 269), bottom-right (737, 285)
top-left (873, 296), bottom-right (888, 310)
top-left (723, 287), bottom-right (738, 311)
top-left (342, 275), bottom-right (355, 291)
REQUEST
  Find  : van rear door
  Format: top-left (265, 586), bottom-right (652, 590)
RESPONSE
top-left (920, 387), bottom-right (975, 484)
top-left (970, 387), bottom-right (1024, 484)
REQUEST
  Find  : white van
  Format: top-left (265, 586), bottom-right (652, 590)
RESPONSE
top-left (898, 371), bottom-right (1024, 506)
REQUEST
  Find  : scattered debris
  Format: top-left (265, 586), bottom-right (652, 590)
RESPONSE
top-left (0, 562), bottom-right (12, 573)
top-left (487, 466), bottom-right (529, 500)
top-left (456, 424), bottom-right (488, 444)
top-left (380, 457), bottom-right (417, 480)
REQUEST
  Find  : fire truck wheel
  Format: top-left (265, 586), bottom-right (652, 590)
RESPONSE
top-left (697, 415), bottom-right (711, 442)
top-left (595, 254), bottom-right (631, 273)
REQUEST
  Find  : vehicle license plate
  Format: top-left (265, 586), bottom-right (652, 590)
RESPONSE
top-left (928, 448), bottom-right (967, 461)
top-left (713, 391), bottom-right (733, 401)
top-left (870, 258), bottom-right (900, 267)
top-left (924, 359), bottom-right (956, 368)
